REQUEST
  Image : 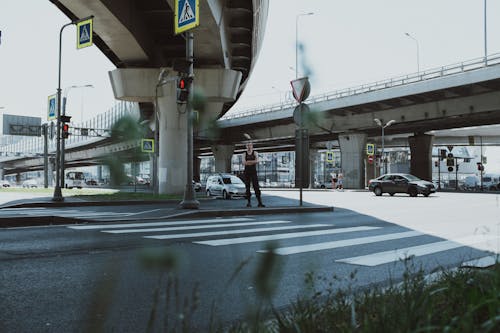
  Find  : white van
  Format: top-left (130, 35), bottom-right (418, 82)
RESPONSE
top-left (65, 171), bottom-right (85, 189)
top-left (206, 173), bottom-right (246, 199)
top-left (482, 174), bottom-right (500, 191)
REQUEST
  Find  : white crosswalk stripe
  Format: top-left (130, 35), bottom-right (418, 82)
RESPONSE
top-left (103, 220), bottom-right (294, 234)
top-left (68, 217), bottom-right (252, 230)
top-left (144, 224), bottom-right (328, 240)
top-left (0, 208), bottom-right (129, 219)
top-left (336, 234), bottom-right (500, 266)
top-left (258, 231), bottom-right (423, 256)
top-left (194, 226), bottom-right (381, 246)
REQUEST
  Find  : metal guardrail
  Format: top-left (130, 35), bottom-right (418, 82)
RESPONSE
top-left (222, 53), bottom-right (500, 120)
top-left (0, 101), bottom-right (139, 159)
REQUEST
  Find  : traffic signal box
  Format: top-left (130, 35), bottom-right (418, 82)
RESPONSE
top-left (177, 77), bottom-right (189, 103)
top-left (61, 115), bottom-right (71, 139)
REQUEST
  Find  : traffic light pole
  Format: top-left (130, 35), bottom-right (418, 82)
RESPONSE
top-left (52, 21), bottom-right (74, 202)
top-left (180, 31), bottom-right (199, 209)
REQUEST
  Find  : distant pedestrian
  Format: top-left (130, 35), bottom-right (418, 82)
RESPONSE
top-left (337, 173), bottom-right (344, 191)
top-left (331, 172), bottom-right (337, 190)
top-left (243, 142), bottom-right (265, 207)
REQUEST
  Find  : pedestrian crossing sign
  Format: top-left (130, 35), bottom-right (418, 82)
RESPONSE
top-left (366, 143), bottom-right (375, 155)
top-left (141, 139), bottom-right (155, 153)
top-left (174, 0), bottom-right (199, 35)
top-left (76, 18), bottom-right (93, 49)
top-left (47, 94), bottom-right (57, 121)
top-left (326, 151), bottom-right (334, 163)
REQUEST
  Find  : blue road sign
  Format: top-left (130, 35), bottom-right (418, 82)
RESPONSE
top-left (47, 94), bottom-right (57, 121)
top-left (77, 18), bottom-right (93, 49)
top-left (174, 0), bottom-right (199, 35)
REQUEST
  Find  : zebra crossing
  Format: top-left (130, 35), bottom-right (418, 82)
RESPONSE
top-left (67, 217), bottom-right (498, 268)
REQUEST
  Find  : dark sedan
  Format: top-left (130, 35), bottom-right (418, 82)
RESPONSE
top-left (368, 173), bottom-right (436, 197)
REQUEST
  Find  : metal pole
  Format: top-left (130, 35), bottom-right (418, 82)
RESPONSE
top-left (61, 96), bottom-right (67, 188)
top-left (480, 136), bottom-right (484, 191)
top-left (43, 124), bottom-right (48, 188)
top-left (484, 0), bottom-right (488, 64)
top-left (53, 22), bottom-right (73, 202)
top-left (180, 31), bottom-right (199, 209)
top-left (295, 15), bottom-right (298, 79)
top-left (381, 126), bottom-right (385, 175)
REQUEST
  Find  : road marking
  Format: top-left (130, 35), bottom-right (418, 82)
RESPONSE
top-left (103, 220), bottom-right (293, 234)
top-left (461, 255), bottom-right (499, 268)
top-left (68, 217), bottom-right (253, 230)
top-left (336, 234), bottom-right (500, 266)
top-left (144, 224), bottom-right (329, 240)
top-left (259, 231), bottom-right (423, 256)
top-left (194, 226), bottom-right (381, 246)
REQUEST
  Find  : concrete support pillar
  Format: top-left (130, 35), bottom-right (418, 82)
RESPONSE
top-left (408, 133), bottom-right (434, 181)
top-left (211, 144), bottom-right (235, 173)
top-left (97, 165), bottom-right (103, 183)
top-left (193, 156), bottom-right (201, 182)
top-left (109, 68), bottom-right (241, 195)
top-left (157, 83), bottom-right (188, 194)
top-left (338, 133), bottom-right (367, 189)
top-left (0, 168), bottom-right (4, 180)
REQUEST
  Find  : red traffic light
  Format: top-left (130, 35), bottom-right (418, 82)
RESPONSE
top-left (62, 124), bottom-right (70, 139)
top-left (178, 78), bottom-right (186, 89)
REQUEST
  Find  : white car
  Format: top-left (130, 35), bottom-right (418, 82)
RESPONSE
top-left (22, 179), bottom-right (39, 188)
top-left (206, 173), bottom-right (246, 199)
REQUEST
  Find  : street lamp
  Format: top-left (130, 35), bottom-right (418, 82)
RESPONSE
top-left (484, 0), bottom-right (488, 64)
top-left (60, 84), bottom-right (94, 188)
top-left (296, 12), bottom-right (314, 79)
top-left (404, 32), bottom-right (420, 73)
top-left (374, 118), bottom-right (396, 175)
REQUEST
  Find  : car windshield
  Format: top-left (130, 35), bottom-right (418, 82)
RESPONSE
top-left (404, 174), bottom-right (421, 181)
top-left (222, 176), bottom-right (243, 184)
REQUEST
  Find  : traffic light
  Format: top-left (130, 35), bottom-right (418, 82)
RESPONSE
top-left (477, 162), bottom-right (484, 171)
top-left (60, 115), bottom-right (71, 139)
top-left (446, 153), bottom-right (454, 167)
top-left (62, 123), bottom-right (70, 139)
top-left (177, 77), bottom-right (189, 103)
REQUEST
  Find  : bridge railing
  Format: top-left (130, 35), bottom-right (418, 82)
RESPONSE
top-left (0, 101), bottom-right (139, 159)
top-left (222, 53), bottom-right (500, 120)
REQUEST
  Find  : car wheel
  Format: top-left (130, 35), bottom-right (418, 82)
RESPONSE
top-left (409, 187), bottom-right (418, 197)
top-left (424, 193), bottom-right (430, 197)
top-left (374, 187), bottom-right (383, 196)
top-left (223, 190), bottom-right (230, 200)
top-left (389, 192), bottom-right (395, 196)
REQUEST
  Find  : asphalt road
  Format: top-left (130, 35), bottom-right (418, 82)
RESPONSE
top-left (1, 190), bottom-right (499, 332)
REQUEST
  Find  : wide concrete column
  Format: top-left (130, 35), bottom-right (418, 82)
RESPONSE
top-left (211, 144), bottom-right (235, 173)
top-left (109, 68), bottom-right (241, 195)
top-left (0, 168), bottom-right (4, 180)
top-left (338, 133), bottom-right (367, 189)
top-left (408, 133), bottom-right (434, 181)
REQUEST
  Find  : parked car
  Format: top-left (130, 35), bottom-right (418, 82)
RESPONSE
top-left (206, 173), bottom-right (246, 199)
top-left (0, 180), bottom-right (11, 187)
top-left (482, 174), bottom-right (500, 191)
top-left (368, 173), bottom-right (436, 197)
top-left (22, 179), bottom-right (39, 188)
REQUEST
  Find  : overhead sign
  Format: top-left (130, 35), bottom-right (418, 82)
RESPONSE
top-left (141, 139), bottom-right (155, 153)
top-left (47, 94), bottom-right (57, 121)
top-left (174, 0), bottom-right (199, 35)
top-left (3, 114), bottom-right (41, 136)
top-left (290, 77), bottom-right (311, 103)
top-left (366, 143), bottom-right (375, 155)
top-left (76, 17), bottom-right (93, 49)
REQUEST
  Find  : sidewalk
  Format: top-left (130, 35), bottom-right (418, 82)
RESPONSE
top-left (0, 191), bottom-right (333, 227)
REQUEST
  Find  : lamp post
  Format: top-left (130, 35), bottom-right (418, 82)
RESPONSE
top-left (374, 118), bottom-right (396, 175)
top-left (295, 12), bottom-right (314, 79)
top-left (60, 84), bottom-right (93, 188)
top-left (484, 0), bottom-right (488, 64)
top-left (404, 32), bottom-right (420, 73)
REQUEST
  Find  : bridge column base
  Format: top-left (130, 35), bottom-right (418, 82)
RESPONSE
top-left (339, 133), bottom-right (367, 189)
top-left (212, 144), bottom-right (235, 173)
top-left (409, 133), bottom-right (434, 181)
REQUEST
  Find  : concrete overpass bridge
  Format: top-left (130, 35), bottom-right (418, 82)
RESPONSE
top-left (214, 54), bottom-right (500, 187)
top-left (48, 0), bottom-right (269, 194)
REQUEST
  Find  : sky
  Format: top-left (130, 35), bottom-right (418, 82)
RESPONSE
top-left (1, 0), bottom-right (500, 171)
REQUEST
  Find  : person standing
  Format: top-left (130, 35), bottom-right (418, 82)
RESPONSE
top-left (331, 172), bottom-right (337, 190)
top-left (337, 173), bottom-right (344, 191)
top-left (243, 142), bottom-right (265, 207)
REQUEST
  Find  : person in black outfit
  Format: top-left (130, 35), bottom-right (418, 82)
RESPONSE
top-left (243, 142), bottom-right (265, 207)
